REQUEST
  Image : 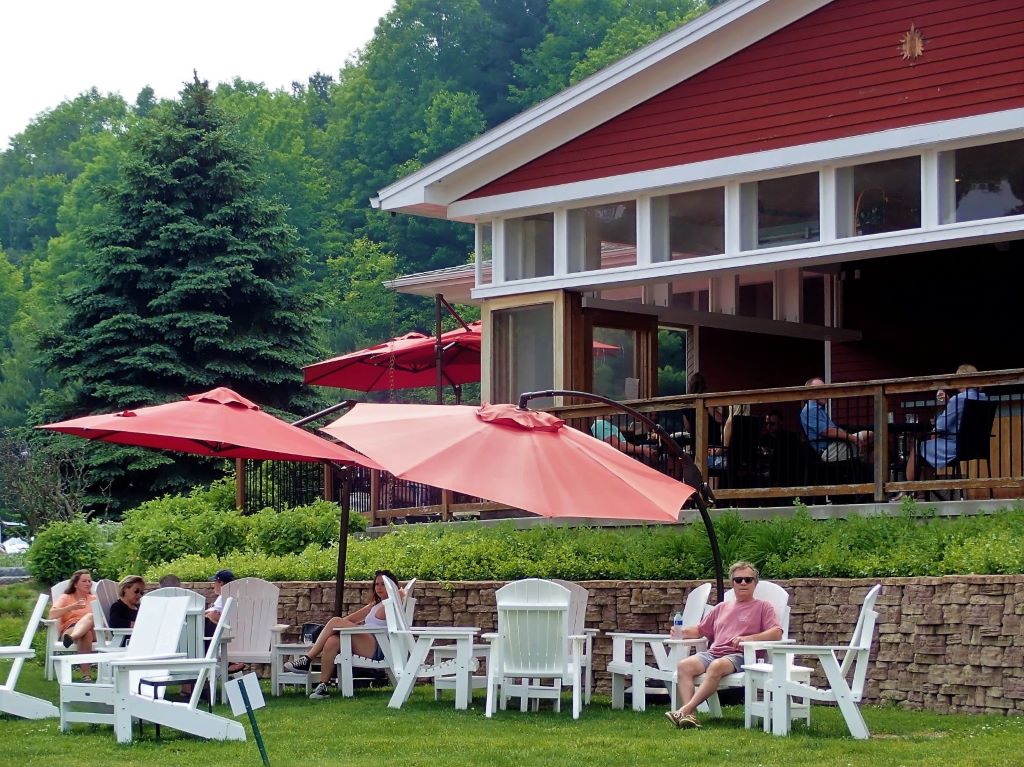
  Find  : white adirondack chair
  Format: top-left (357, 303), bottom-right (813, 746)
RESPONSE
top-left (109, 597), bottom-right (246, 743)
top-left (57, 594), bottom-right (191, 732)
top-left (668, 580), bottom-right (810, 721)
top-left (746, 584), bottom-right (882, 739)
top-left (42, 577), bottom-right (99, 680)
top-left (271, 577), bottom-right (417, 697)
top-left (0, 593), bottom-right (59, 719)
top-left (381, 576), bottom-right (480, 710)
top-left (608, 582), bottom-right (711, 711)
top-left (484, 578), bottom-right (584, 719)
top-left (550, 579), bottom-right (599, 704)
top-left (336, 576), bottom-right (421, 696)
top-left (92, 586), bottom-right (134, 651)
top-left (220, 578), bottom-right (285, 696)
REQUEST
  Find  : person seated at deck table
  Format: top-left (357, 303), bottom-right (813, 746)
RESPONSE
top-left (284, 570), bottom-right (405, 701)
top-left (800, 377), bottom-right (873, 462)
top-left (902, 364), bottom-right (987, 495)
top-left (591, 418), bottom-right (658, 459)
top-left (684, 372), bottom-right (728, 469)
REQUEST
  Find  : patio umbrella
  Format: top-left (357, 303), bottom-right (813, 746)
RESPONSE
top-left (304, 321), bottom-right (619, 392)
top-left (321, 402), bottom-right (694, 523)
top-left (39, 387), bottom-right (379, 611)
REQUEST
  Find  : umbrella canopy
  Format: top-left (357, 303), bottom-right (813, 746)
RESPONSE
top-left (304, 321), bottom-right (618, 392)
top-left (322, 402), bottom-right (694, 523)
top-left (39, 387), bottom-right (378, 467)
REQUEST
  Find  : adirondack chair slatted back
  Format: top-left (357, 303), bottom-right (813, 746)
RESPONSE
top-left (402, 578), bottom-right (417, 624)
top-left (843, 584), bottom-right (882, 701)
top-left (143, 587), bottom-right (207, 659)
top-left (495, 579), bottom-right (571, 678)
top-left (549, 579), bottom-right (588, 637)
top-left (380, 577), bottom-right (418, 677)
top-left (126, 595), bottom-right (192, 658)
top-left (220, 578), bottom-right (279, 659)
top-left (94, 579), bottom-right (119, 620)
top-left (682, 583), bottom-right (712, 626)
top-left (4, 593), bottom-right (49, 688)
top-left (724, 580), bottom-right (791, 635)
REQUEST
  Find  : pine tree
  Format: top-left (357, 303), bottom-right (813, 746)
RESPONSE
top-left (45, 74), bottom-right (323, 414)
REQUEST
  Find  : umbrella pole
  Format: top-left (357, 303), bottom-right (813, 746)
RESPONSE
top-left (435, 294), bottom-right (444, 404)
top-left (334, 467), bottom-right (352, 616)
top-left (518, 389), bottom-right (725, 604)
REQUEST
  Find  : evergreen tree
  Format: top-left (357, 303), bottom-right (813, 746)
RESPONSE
top-left (39, 75), bottom-right (324, 504)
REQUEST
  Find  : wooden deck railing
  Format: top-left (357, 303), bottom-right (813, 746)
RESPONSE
top-left (238, 369), bottom-right (1024, 521)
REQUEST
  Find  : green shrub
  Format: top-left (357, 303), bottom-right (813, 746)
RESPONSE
top-left (104, 491), bottom-right (248, 577)
top-left (26, 517), bottom-right (106, 584)
top-left (247, 500), bottom-right (366, 556)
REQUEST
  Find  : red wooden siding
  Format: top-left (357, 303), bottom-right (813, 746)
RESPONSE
top-left (466, 0), bottom-right (1024, 199)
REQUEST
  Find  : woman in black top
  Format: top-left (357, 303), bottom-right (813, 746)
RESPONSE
top-left (109, 575), bottom-right (145, 638)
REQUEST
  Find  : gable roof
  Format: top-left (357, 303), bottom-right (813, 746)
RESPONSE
top-left (372, 0), bottom-right (833, 219)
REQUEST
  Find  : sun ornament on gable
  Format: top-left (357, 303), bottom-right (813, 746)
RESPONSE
top-left (898, 24), bottom-right (926, 63)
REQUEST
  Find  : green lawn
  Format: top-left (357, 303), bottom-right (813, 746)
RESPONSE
top-left (2, 584), bottom-right (1022, 767)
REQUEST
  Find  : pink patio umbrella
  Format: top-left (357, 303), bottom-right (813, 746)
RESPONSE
top-left (39, 387), bottom-right (379, 610)
top-left (322, 402), bottom-right (695, 523)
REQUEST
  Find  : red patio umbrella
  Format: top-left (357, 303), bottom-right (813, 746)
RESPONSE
top-left (39, 387), bottom-right (378, 466)
top-left (321, 402), bottom-right (694, 523)
top-left (39, 387), bottom-right (379, 612)
top-left (304, 321), bottom-right (618, 392)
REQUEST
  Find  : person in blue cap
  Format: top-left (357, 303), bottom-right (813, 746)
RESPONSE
top-left (205, 569), bottom-right (245, 675)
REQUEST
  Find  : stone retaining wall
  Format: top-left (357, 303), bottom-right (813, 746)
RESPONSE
top-left (187, 575), bottom-right (1024, 715)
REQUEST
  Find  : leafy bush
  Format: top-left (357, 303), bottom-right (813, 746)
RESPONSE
top-left (148, 503), bottom-right (1024, 583)
top-left (247, 500), bottom-right (366, 556)
top-left (26, 516), bottom-right (106, 584)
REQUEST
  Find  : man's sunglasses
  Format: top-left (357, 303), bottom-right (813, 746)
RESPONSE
top-left (732, 576), bottom-right (756, 584)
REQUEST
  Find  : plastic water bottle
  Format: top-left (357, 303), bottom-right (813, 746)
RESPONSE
top-left (671, 610), bottom-right (684, 639)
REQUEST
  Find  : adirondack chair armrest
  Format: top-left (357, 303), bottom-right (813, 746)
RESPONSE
top-left (664, 637), bottom-right (708, 649)
top-left (0, 649), bottom-right (35, 659)
top-left (767, 643), bottom-right (843, 657)
top-left (108, 655), bottom-right (206, 671)
top-left (335, 626), bottom-right (388, 636)
top-left (481, 632), bottom-right (497, 641)
top-left (406, 627), bottom-right (479, 639)
top-left (609, 631), bottom-right (670, 642)
top-left (41, 617), bottom-right (59, 628)
top-left (584, 628), bottom-right (599, 637)
top-left (568, 633), bottom-right (586, 641)
top-left (57, 651), bottom-right (128, 666)
top-left (740, 638), bottom-right (795, 663)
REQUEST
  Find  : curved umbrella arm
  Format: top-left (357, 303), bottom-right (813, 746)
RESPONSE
top-left (518, 389), bottom-right (725, 603)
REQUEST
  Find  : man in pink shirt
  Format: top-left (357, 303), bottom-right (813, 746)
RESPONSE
top-left (666, 561), bottom-right (782, 729)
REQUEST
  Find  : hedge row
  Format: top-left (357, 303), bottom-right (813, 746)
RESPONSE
top-left (26, 479), bottom-right (366, 584)
top-left (149, 502), bottom-right (1024, 583)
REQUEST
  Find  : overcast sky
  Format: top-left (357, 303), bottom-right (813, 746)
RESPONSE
top-left (1, 0), bottom-right (396, 149)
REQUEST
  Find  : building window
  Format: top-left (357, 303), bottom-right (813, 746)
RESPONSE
top-left (504, 213), bottom-right (554, 280)
top-left (592, 327), bottom-right (637, 401)
top-left (952, 140), bottom-right (1024, 223)
top-left (664, 187), bottom-right (725, 259)
top-left (491, 304), bottom-right (554, 404)
top-left (837, 156), bottom-right (921, 237)
top-left (476, 223), bottom-right (492, 285)
top-left (755, 173), bottom-right (820, 248)
top-left (567, 201), bottom-right (637, 273)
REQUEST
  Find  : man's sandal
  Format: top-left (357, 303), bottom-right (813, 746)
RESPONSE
top-left (665, 711), bottom-right (701, 729)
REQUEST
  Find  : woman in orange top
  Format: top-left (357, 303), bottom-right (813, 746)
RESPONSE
top-left (49, 569), bottom-right (97, 681)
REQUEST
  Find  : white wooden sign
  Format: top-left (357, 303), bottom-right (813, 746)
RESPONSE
top-left (225, 672), bottom-right (266, 716)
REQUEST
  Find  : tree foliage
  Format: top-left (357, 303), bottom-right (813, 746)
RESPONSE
top-left (0, 2), bottom-right (710, 512)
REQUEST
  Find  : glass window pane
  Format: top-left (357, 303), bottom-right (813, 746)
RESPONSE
top-left (592, 327), bottom-right (636, 401)
top-left (567, 201), bottom-right (637, 273)
top-left (757, 173), bottom-right (820, 247)
top-left (477, 223), bottom-right (492, 285)
top-left (954, 140), bottom-right (1024, 222)
top-left (492, 304), bottom-right (553, 404)
top-left (668, 187), bottom-right (724, 259)
top-left (847, 156), bottom-right (921, 236)
top-left (504, 213), bottom-right (554, 280)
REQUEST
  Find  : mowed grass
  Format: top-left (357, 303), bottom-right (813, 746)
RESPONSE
top-left (2, 583), bottom-right (1022, 767)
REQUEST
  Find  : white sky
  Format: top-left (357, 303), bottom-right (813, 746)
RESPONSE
top-left (0, 0), bottom-right (396, 149)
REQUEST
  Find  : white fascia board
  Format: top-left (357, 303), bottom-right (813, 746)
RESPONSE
top-left (469, 215), bottom-right (1024, 301)
top-left (375, 0), bottom-right (829, 212)
top-left (450, 109), bottom-right (1024, 219)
